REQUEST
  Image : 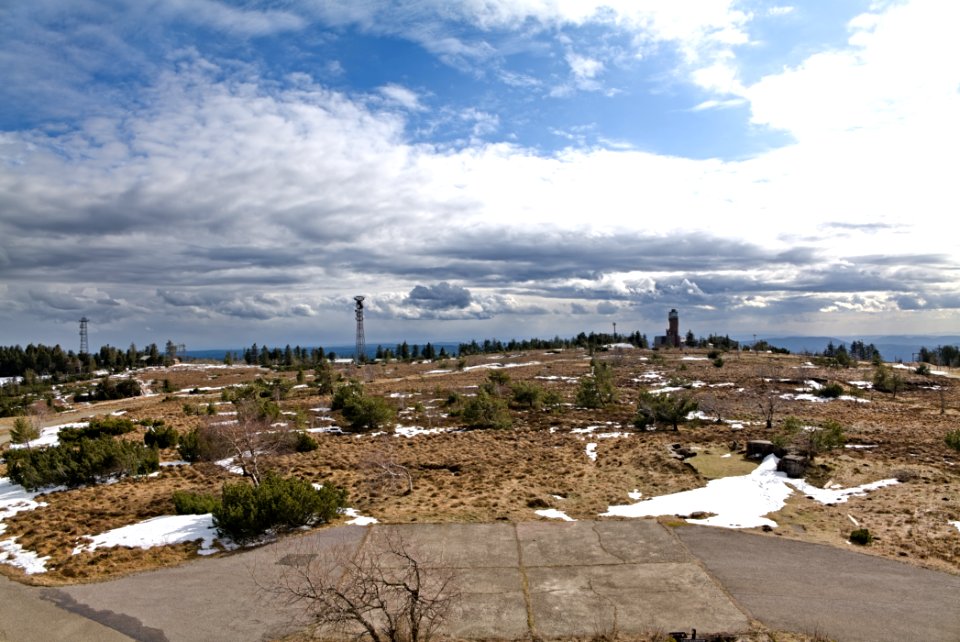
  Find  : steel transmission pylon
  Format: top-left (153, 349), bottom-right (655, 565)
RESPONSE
top-left (79, 317), bottom-right (89, 355)
top-left (354, 296), bottom-right (366, 364)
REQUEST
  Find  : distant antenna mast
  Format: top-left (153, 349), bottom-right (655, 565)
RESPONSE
top-left (79, 317), bottom-right (89, 355)
top-left (354, 296), bottom-right (366, 364)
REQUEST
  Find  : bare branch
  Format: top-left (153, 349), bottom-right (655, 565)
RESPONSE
top-left (265, 529), bottom-right (459, 641)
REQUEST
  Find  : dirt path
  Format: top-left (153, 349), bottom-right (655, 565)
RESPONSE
top-left (9, 520), bottom-right (956, 642)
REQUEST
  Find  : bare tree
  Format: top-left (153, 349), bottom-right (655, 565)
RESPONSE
top-left (207, 399), bottom-right (293, 486)
top-left (269, 529), bottom-right (459, 642)
top-left (363, 444), bottom-right (414, 496)
top-left (755, 364), bottom-right (783, 429)
top-left (757, 394), bottom-right (779, 430)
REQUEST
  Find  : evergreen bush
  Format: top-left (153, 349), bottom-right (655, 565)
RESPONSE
top-left (850, 528), bottom-right (873, 545)
top-left (6, 438), bottom-right (159, 491)
top-left (462, 389), bottom-right (512, 429)
top-left (144, 424), bottom-right (180, 449)
top-left (945, 429), bottom-right (960, 452)
top-left (294, 431), bottom-right (319, 452)
top-left (177, 427), bottom-right (203, 462)
top-left (59, 416), bottom-right (135, 443)
top-left (10, 416), bottom-right (40, 444)
top-left (172, 490), bottom-right (220, 515)
top-left (212, 474), bottom-right (346, 543)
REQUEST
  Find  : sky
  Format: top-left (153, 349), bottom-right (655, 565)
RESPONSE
top-left (1, 0), bottom-right (959, 351)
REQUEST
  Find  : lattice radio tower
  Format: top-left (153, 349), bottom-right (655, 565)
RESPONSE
top-left (354, 296), bottom-right (366, 364)
top-left (79, 317), bottom-right (90, 355)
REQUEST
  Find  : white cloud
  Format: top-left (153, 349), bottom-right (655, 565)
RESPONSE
top-left (567, 53), bottom-right (604, 80)
top-left (767, 6), bottom-right (795, 17)
top-left (690, 97), bottom-right (747, 111)
top-left (377, 83), bottom-right (425, 111)
top-left (745, 0), bottom-right (960, 141)
top-left (165, 0), bottom-right (305, 36)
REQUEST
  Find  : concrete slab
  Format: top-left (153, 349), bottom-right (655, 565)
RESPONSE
top-left (676, 525), bottom-right (960, 642)
top-left (526, 562), bottom-right (750, 637)
top-left (375, 522), bottom-right (520, 568)
top-left (59, 525), bottom-right (368, 642)
top-left (517, 520), bottom-right (691, 566)
top-left (443, 568), bottom-right (530, 639)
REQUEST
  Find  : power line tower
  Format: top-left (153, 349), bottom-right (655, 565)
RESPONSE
top-left (79, 317), bottom-right (89, 355)
top-left (354, 296), bottom-right (366, 364)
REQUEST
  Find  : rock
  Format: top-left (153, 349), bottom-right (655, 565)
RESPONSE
top-left (778, 454), bottom-right (808, 478)
top-left (747, 440), bottom-right (777, 459)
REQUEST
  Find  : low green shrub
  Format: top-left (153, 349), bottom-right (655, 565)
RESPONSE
top-left (294, 431), bottom-right (319, 452)
top-left (511, 381), bottom-right (543, 410)
top-left (59, 416), bottom-right (136, 443)
top-left (342, 395), bottom-right (396, 432)
top-left (172, 490), bottom-right (220, 515)
top-left (212, 474), bottom-right (346, 543)
top-left (462, 389), bottom-right (512, 429)
top-left (6, 438), bottom-right (159, 491)
top-left (818, 382), bottom-right (844, 398)
top-left (144, 424), bottom-right (180, 449)
top-left (10, 416), bottom-right (40, 444)
top-left (850, 528), bottom-right (873, 545)
top-left (177, 427), bottom-right (203, 462)
top-left (946, 429), bottom-right (960, 452)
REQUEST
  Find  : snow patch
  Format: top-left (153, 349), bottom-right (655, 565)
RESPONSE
top-left (463, 361), bottom-right (541, 372)
top-left (585, 443), bottom-right (598, 462)
top-left (0, 478), bottom-right (51, 573)
top-left (603, 455), bottom-right (898, 529)
top-left (394, 425), bottom-right (447, 438)
top-left (341, 508), bottom-right (378, 526)
top-left (628, 490), bottom-right (642, 500)
top-left (9, 421), bottom-right (88, 450)
top-left (950, 521), bottom-right (960, 534)
top-left (0, 539), bottom-right (50, 574)
top-left (74, 514), bottom-right (221, 556)
top-left (535, 509), bottom-right (575, 521)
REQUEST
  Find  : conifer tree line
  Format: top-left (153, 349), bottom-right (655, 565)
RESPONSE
top-left (918, 345), bottom-right (960, 367)
top-left (0, 343), bottom-right (170, 379)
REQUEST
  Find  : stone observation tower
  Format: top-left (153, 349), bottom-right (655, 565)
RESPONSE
top-left (667, 308), bottom-right (680, 348)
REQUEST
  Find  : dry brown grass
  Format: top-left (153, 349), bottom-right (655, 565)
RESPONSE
top-left (1, 349), bottom-right (958, 587)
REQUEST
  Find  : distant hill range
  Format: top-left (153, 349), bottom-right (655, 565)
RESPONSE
top-left (760, 335), bottom-right (960, 363)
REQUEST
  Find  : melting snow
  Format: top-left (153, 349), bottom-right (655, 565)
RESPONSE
top-left (0, 538), bottom-right (49, 574)
top-left (585, 443), bottom-right (598, 461)
top-left (602, 455), bottom-right (898, 529)
top-left (535, 509), bottom-right (575, 521)
top-left (950, 521), bottom-right (960, 534)
top-left (74, 514), bottom-right (221, 556)
top-left (628, 490), bottom-right (642, 500)
top-left (394, 425), bottom-right (447, 438)
top-left (648, 386), bottom-right (684, 395)
top-left (463, 361), bottom-right (541, 372)
top-left (681, 357), bottom-right (708, 361)
top-left (9, 421), bottom-right (88, 450)
top-left (0, 478), bottom-right (50, 573)
top-left (341, 508), bottom-right (378, 526)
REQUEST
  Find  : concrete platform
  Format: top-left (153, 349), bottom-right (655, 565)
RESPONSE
top-left (22, 519), bottom-right (959, 641)
top-left (46, 520), bottom-right (748, 641)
